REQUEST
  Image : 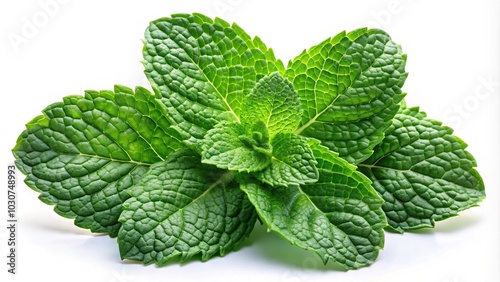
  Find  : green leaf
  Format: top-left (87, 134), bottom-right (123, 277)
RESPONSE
top-left (118, 149), bottom-right (257, 264)
top-left (358, 107), bottom-right (485, 233)
top-left (256, 133), bottom-right (318, 186)
top-left (240, 141), bottom-right (386, 269)
top-left (12, 86), bottom-right (183, 236)
top-left (200, 121), bottom-right (272, 172)
top-left (240, 72), bottom-right (302, 136)
top-left (143, 13), bottom-right (285, 142)
top-left (286, 28), bottom-right (407, 164)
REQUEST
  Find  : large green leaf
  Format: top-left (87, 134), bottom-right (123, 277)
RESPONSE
top-left (240, 72), bottom-right (302, 137)
top-left (12, 86), bottom-right (183, 236)
top-left (118, 150), bottom-right (257, 264)
top-left (358, 107), bottom-right (485, 233)
top-left (240, 141), bottom-right (386, 269)
top-left (286, 28), bottom-right (407, 164)
top-left (143, 13), bottom-right (285, 142)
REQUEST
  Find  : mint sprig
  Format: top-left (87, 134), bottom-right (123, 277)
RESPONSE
top-left (12, 13), bottom-right (485, 270)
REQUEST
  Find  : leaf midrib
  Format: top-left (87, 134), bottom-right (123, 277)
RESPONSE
top-left (358, 163), bottom-right (482, 191)
top-left (76, 153), bottom-right (152, 166)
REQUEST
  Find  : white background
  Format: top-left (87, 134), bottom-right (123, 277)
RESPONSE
top-left (1, 1), bottom-right (499, 281)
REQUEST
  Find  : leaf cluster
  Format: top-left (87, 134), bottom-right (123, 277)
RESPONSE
top-left (12, 13), bottom-right (485, 269)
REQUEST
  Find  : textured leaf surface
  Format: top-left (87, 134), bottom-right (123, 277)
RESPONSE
top-left (118, 150), bottom-right (257, 264)
top-left (144, 13), bottom-right (285, 141)
top-left (241, 141), bottom-right (386, 269)
top-left (358, 107), bottom-right (485, 232)
top-left (286, 28), bottom-right (407, 164)
top-left (200, 121), bottom-right (271, 172)
top-left (12, 86), bottom-right (183, 236)
top-left (240, 72), bottom-right (302, 136)
top-left (256, 133), bottom-right (318, 186)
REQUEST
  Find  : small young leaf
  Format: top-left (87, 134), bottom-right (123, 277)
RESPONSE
top-left (12, 86), bottom-right (184, 236)
top-left (118, 149), bottom-right (257, 264)
top-left (200, 121), bottom-right (272, 172)
top-left (358, 107), bottom-right (485, 232)
top-left (143, 13), bottom-right (285, 142)
top-left (286, 28), bottom-right (408, 164)
top-left (240, 141), bottom-right (386, 269)
top-left (241, 72), bottom-right (302, 136)
top-left (256, 133), bottom-right (318, 186)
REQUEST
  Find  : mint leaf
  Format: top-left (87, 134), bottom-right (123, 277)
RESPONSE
top-left (256, 133), bottom-right (318, 186)
top-left (241, 141), bottom-right (386, 269)
top-left (200, 121), bottom-right (272, 172)
top-left (241, 72), bottom-right (302, 137)
top-left (143, 13), bottom-right (285, 142)
top-left (118, 149), bottom-right (257, 264)
top-left (358, 107), bottom-right (485, 232)
top-left (12, 86), bottom-right (183, 236)
top-left (286, 28), bottom-right (407, 164)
